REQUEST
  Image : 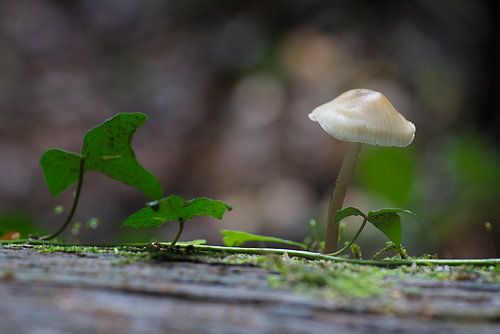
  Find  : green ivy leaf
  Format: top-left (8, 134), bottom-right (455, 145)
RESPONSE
top-left (334, 207), bottom-right (366, 224)
top-left (220, 229), bottom-right (307, 249)
top-left (367, 208), bottom-right (417, 245)
top-left (123, 195), bottom-right (231, 228)
top-left (40, 149), bottom-right (82, 196)
top-left (40, 113), bottom-right (163, 199)
top-left (82, 113), bottom-right (163, 199)
top-left (368, 208), bottom-right (417, 218)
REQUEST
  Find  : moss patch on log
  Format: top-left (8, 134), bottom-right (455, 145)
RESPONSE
top-left (3, 243), bottom-right (498, 299)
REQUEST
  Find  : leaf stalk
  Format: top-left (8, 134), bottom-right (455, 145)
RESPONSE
top-left (328, 217), bottom-right (368, 256)
top-left (39, 158), bottom-right (85, 241)
top-left (170, 219), bottom-right (185, 247)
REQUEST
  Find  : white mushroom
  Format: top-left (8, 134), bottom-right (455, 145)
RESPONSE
top-left (309, 88), bottom-right (416, 253)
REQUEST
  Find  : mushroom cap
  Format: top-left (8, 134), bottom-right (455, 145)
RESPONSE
top-left (308, 89), bottom-right (416, 147)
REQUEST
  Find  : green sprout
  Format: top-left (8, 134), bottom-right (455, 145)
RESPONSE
top-left (330, 207), bottom-right (416, 257)
top-left (221, 229), bottom-right (306, 249)
top-left (38, 113), bottom-right (163, 240)
top-left (124, 195), bottom-right (231, 247)
top-left (37, 112), bottom-right (231, 243)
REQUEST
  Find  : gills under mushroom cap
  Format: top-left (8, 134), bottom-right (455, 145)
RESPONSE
top-left (309, 89), bottom-right (416, 147)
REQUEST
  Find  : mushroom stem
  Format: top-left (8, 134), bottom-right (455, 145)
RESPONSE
top-left (324, 142), bottom-right (362, 253)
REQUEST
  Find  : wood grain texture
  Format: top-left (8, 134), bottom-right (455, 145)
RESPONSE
top-left (1, 246), bottom-right (499, 334)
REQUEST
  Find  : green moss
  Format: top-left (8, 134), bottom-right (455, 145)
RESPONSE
top-left (264, 257), bottom-right (388, 298)
top-left (401, 263), bottom-right (500, 282)
top-left (35, 245), bottom-right (106, 254)
top-left (149, 248), bottom-right (500, 298)
top-left (263, 257), bottom-right (500, 299)
top-left (149, 247), bottom-right (266, 266)
top-left (2, 243), bottom-right (499, 299)
top-left (26, 244), bottom-right (149, 261)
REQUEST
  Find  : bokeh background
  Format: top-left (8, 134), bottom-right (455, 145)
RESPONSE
top-left (1, 0), bottom-right (499, 258)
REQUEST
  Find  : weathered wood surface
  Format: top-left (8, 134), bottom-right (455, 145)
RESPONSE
top-left (1, 245), bottom-right (500, 334)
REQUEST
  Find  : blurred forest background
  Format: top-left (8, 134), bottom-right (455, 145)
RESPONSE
top-left (0, 0), bottom-right (499, 258)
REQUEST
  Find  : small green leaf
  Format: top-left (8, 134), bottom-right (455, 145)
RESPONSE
top-left (176, 239), bottom-right (207, 246)
top-left (123, 195), bottom-right (231, 228)
top-left (82, 113), bottom-right (163, 199)
top-left (333, 207), bottom-right (366, 224)
top-left (220, 229), bottom-right (307, 249)
top-left (368, 213), bottom-right (402, 245)
top-left (367, 208), bottom-right (417, 245)
top-left (179, 197), bottom-right (233, 221)
top-left (40, 149), bottom-right (82, 196)
top-left (40, 113), bottom-right (163, 199)
top-left (368, 208), bottom-right (417, 218)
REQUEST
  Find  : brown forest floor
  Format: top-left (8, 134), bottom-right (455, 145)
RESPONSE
top-left (1, 244), bottom-right (500, 334)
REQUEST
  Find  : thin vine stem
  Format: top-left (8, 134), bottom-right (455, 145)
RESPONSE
top-left (2, 239), bottom-right (500, 267)
top-left (39, 157), bottom-right (85, 241)
top-left (328, 218), bottom-right (368, 256)
top-left (189, 245), bottom-right (500, 266)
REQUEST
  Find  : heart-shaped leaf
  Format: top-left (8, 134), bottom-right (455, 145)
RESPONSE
top-left (334, 207), bottom-right (366, 224)
top-left (220, 229), bottom-right (307, 249)
top-left (82, 113), bottom-right (163, 199)
top-left (40, 149), bottom-right (82, 196)
top-left (40, 113), bottom-right (163, 199)
top-left (368, 208), bottom-right (417, 218)
top-left (123, 195), bottom-right (232, 228)
top-left (367, 208), bottom-right (417, 245)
